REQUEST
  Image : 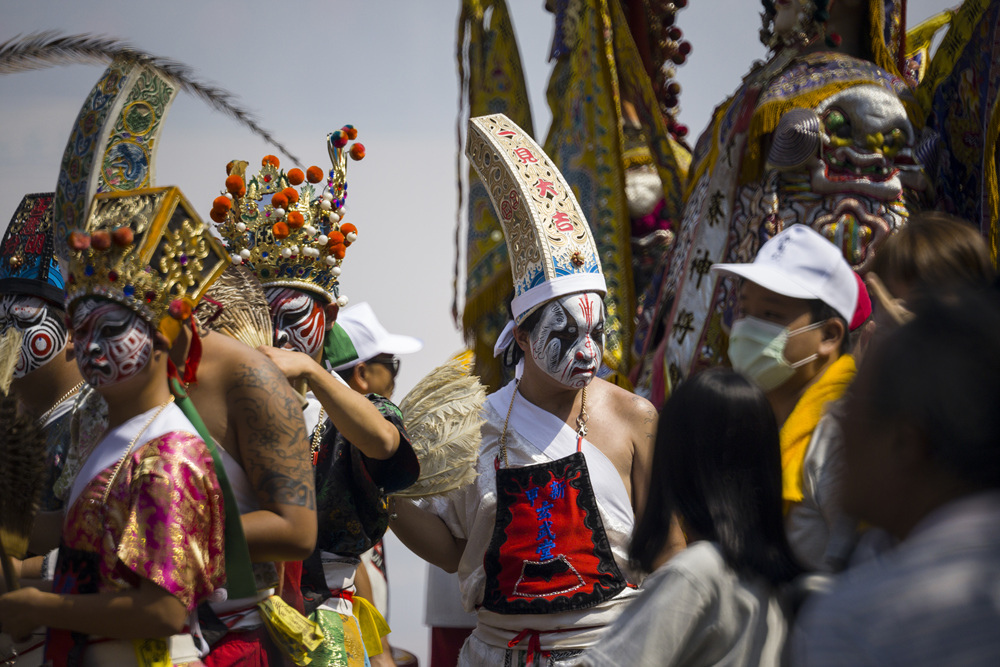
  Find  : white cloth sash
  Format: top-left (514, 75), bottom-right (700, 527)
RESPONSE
top-left (485, 381), bottom-right (634, 532)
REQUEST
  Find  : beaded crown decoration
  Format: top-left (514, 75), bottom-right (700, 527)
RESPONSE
top-left (0, 193), bottom-right (65, 305)
top-left (63, 187), bottom-right (230, 342)
top-left (212, 125), bottom-right (365, 306)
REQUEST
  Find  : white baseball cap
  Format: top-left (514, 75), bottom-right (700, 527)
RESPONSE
top-left (711, 225), bottom-right (858, 323)
top-left (332, 302), bottom-right (424, 371)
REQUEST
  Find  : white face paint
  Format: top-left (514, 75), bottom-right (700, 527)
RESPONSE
top-left (528, 292), bottom-right (604, 389)
top-left (71, 299), bottom-right (154, 387)
top-left (0, 294), bottom-right (69, 378)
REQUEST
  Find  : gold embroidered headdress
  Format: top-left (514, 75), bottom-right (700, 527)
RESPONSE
top-left (212, 126), bottom-right (365, 306)
top-left (60, 187), bottom-right (230, 342)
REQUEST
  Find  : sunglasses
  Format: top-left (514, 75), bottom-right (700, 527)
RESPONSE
top-left (369, 354), bottom-right (400, 378)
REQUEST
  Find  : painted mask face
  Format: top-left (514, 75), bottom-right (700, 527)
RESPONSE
top-left (265, 287), bottom-right (326, 357)
top-left (763, 85), bottom-right (919, 272)
top-left (528, 292), bottom-right (605, 389)
top-left (71, 299), bottom-right (154, 387)
top-left (0, 294), bottom-right (69, 379)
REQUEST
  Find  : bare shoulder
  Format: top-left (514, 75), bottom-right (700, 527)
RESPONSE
top-left (591, 378), bottom-right (657, 422)
top-left (203, 333), bottom-right (285, 391)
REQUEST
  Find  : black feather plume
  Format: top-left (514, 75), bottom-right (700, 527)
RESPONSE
top-left (0, 31), bottom-right (302, 165)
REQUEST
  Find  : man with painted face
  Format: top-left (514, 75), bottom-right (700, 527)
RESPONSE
top-left (389, 114), bottom-right (684, 666)
top-left (217, 140), bottom-right (419, 664)
top-left (0, 194), bottom-right (107, 556)
top-left (0, 188), bottom-right (229, 666)
top-left (712, 224), bottom-right (858, 571)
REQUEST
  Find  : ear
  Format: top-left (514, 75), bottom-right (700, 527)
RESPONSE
top-left (323, 303), bottom-right (340, 331)
top-left (352, 362), bottom-right (370, 392)
top-left (153, 330), bottom-right (172, 352)
top-left (512, 324), bottom-right (531, 354)
top-left (818, 317), bottom-right (846, 357)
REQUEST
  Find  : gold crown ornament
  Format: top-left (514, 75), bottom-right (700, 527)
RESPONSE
top-left (212, 126), bottom-right (366, 307)
top-left (62, 187), bottom-right (230, 342)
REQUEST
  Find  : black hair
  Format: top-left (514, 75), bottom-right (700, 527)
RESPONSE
top-left (630, 368), bottom-right (803, 585)
top-left (862, 287), bottom-right (1000, 489)
top-left (807, 299), bottom-right (850, 354)
top-left (501, 291), bottom-right (544, 370)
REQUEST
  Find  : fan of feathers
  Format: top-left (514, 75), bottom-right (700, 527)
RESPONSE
top-left (395, 355), bottom-right (486, 498)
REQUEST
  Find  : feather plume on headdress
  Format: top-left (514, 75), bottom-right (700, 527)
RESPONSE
top-left (395, 354), bottom-right (485, 499)
top-left (0, 389), bottom-right (47, 590)
top-left (196, 264), bottom-right (274, 350)
top-left (0, 328), bottom-right (22, 396)
top-left (0, 31), bottom-right (300, 164)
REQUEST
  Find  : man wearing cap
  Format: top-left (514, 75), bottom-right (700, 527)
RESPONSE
top-left (332, 301), bottom-right (423, 400)
top-left (331, 301), bottom-right (423, 667)
top-left (390, 115), bottom-right (685, 665)
top-left (712, 224), bottom-right (858, 571)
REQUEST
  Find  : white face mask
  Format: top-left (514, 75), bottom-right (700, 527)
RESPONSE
top-left (727, 316), bottom-right (824, 392)
top-left (528, 292), bottom-right (605, 389)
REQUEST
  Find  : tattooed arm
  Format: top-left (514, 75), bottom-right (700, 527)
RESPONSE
top-left (228, 355), bottom-right (317, 561)
top-left (258, 346), bottom-right (400, 460)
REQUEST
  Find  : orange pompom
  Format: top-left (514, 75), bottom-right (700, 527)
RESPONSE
top-left (343, 125), bottom-right (358, 140)
top-left (272, 222), bottom-right (290, 239)
top-left (327, 231), bottom-right (345, 246)
top-left (349, 143), bottom-right (366, 161)
top-left (112, 227), bottom-right (134, 246)
top-left (262, 155), bottom-right (280, 168)
top-left (270, 193), bottom-right (288, 209)
top-left (225, 174), bottom-right (245, 196)
top-left (329, 244), bottom-right (346, 259)
top-left (287, 168), bottom-right (305, 185)
top-left (339, 223), bottom-right (358, 236)
top-left (210, 207), bottom-right (228, 223)
top-left (287, 211), bottom-right (305, 229)
top-left (306, 166), bottom-right (324, 183)
top-left (213, 196), bottom-right (232, 211)
top-left (282, 187), bottom-right (299, 205)
top-left (90, 230), bottom-right (111, 250)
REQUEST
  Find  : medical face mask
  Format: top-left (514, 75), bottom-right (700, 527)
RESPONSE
top-left (727, 316), bottom-right (825, 392)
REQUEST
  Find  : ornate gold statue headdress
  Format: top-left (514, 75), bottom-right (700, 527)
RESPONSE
top-left (212, 126), bottom-right (365, 306)
top-left (61, 187), bottom-right (230, 342)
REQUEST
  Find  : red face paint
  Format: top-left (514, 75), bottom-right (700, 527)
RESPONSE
top-left (0, 294), bottom-right (69, 379)
top-left (265, 287), bottom-right (326, 357)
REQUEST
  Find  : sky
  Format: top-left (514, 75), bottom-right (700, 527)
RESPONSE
top-left (0, 0), bottom-right (945, 662)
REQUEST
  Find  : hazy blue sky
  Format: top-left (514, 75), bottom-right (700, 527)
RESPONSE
top-left (0, 1), bottom-right (944, 661)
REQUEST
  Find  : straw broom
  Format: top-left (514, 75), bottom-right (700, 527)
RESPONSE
top-left (0, 396), bottom-right (47, 590)
top-left (395, 353), bottom-right (485, 498)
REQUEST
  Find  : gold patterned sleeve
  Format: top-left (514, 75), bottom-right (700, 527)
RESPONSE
top-left (114, 432), bottom-right (227, 611)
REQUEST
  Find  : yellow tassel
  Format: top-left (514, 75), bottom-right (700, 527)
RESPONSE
top-left (986, 99), bottom-right (1000, 268)
top-left (258, 594), bottom-right (325, 666)
top-left (353, 595), bottom-right (391, 657)
top-left (132, 638), bottom-right (171, 667)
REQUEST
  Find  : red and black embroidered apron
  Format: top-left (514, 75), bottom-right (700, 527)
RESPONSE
top-left (482, 440), bottom-right (627, 616)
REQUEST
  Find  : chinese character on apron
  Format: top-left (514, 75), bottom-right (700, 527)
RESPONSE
top-left (482, 384), bottom-right (627, 617)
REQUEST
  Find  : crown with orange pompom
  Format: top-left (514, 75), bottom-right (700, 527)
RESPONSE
top-left (211, 125), bottom-right (365, 305)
